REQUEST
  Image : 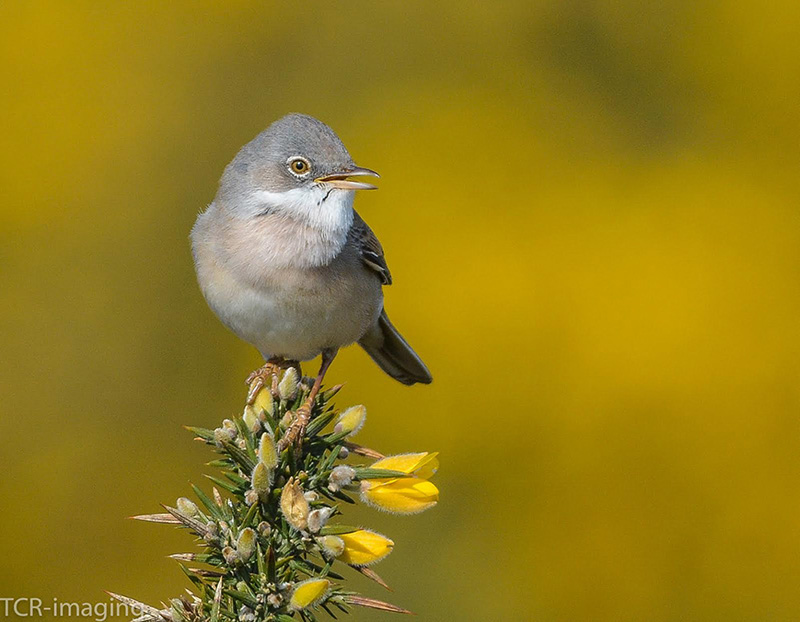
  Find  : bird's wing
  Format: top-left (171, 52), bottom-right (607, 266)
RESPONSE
top-left (350, 211), bottom-right (392, 285)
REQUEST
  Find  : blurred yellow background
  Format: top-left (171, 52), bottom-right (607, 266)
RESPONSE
top-left (2, 1), bottom-right (800, 620)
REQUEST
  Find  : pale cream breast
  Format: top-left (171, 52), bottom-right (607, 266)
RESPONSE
top-left (191, 203), bottom-right (383, 360)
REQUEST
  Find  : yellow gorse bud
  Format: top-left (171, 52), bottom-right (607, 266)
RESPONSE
top-left (289, 578), bottom-right (330, 610)
top-left (317, 535), bottom-right (345, 558)
top-left (280, 477), bottom-right (309, 531)
top-left (253, 388), bottom-right (273, 416)
top-left (236, 527), bottom-right (256, 561)
top-left (251, 461), bottom-right (272, 499)
top-left (334, 405), bottom-right (366, 436)
top-left (278, 367), bottom-right (299, 400)
top-left (176, 497), bottom-right (199, 517)
top-left (242, 404), bottom-right (259, 431)
top-left (361, 477), bottom-right (439, 514)
top-left (258, 433), bottom-right (278, 470)
top-left (337, 529), bottom-right (394, 566)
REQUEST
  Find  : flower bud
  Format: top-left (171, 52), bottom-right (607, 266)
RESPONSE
top-left (252, 461), bottom-right (273, 499)
top-left (307, 507), bottom-right (334, 534)
top-left (267, 593), bottom-right (282, 608)
top-left (238, 605), bottom-right (255, 622)
top-left (280, 477), bottom-right (309, 531)
top-left (222, 546), bottom-right (238, 565)
top-left (338, 529), bottom-right (394, 566)
top-left (243, 405), bottom-right (259, 431)
top-left (304, 491), bottom-right (319, 503)
top-left (333, 405), bottom-right (366, 436)
top-left (328, 465), bottom-right (356, 492)
top-left (317, 535), bottom-right (345, 558)
top-left (258, 433), bottom-right (278, 470)
top-left (213, 427), bottom-right (236, 445)
top-left (212, 488), bottom-right (224, 507)
top-left (289, 578), bottom-right (330, 611)
top-left (176, 497), bottom-right (199, 517)
top-left (236, 527), bottom-right (256, 562)
top-left (253, 388), bottom-right (274, 416)
top-left (203, 521), bottom-right (219, 544)
top-left (257, 521), bottom-right (271, 537)
top-left (244, 490), bottom-right (258, 506)
top-left (278, 368), bottom-right (299, 401)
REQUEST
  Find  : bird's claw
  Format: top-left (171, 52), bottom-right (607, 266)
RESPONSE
top-left (246, 361), bottom-right (282, 404)
top-left (278, 403), bottom-right (312, 452)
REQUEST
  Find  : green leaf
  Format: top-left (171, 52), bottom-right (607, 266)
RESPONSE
top-left (209, 579), bottom-right (223, 622)
top-left (222, 441), bottom-right (256, 472)
top-left (321, 447), bottom-right (341, 472)
top-left (242, 500), bottom-right (260, 527)
top-left (204, 474), bottom-right (242, 494)
top-left (352, 468), bottom-right (409, 480)
top-left (306, 411), bottom-right (336, 437)
top-left (256, 542), bottom-right (266, 577)
top-left (328, 489), bottom-right (356, 505)
top-left (178, 564), bottom-right (206, 591)
top-left (223, 590), bottom-right (258, 609)
top-left (192, 484), bottom-right (223, 519)
top-left (223, 471), bottom-right (250, 487)
top-left (323, 431), bottom-right (349, 445)
top-left (207, 459), bottom-right (233, 469)
top-left (267, 545), bottom-right (276, 583)
top-left (185, 426), bottom-right (215, 442)
top-left (318, 524), bottom-right (359, 536)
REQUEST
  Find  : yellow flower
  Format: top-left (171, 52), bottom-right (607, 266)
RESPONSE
top-left (360, 477), bottom-right (439, 514)
top-left (370, 452), bottom-right (439, 479)
top-left (334, 405), bottom-right (367, 436)
top-left (289, 578), bottom-right (330, 610)
top-left (337, 529), bottom-right (394, 566)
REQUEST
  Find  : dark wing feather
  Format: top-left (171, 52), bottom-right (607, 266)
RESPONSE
top-left (350, 212), bottom-right (392, 285)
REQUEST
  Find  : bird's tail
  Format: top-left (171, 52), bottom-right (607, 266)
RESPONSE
top-left (359, 310), bottom-right (433, 385)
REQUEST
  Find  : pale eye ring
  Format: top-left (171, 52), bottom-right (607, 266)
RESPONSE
top-left (287, 156), bottom-right (311, 177)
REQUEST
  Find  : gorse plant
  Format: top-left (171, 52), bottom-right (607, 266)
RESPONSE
top-left (110, 369), bottom-right (440, 621)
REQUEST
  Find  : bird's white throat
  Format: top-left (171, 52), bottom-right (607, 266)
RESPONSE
top-left (243, 186), bottom-right (355, 268)
top-left (252, 186), bottom-right (354, 235)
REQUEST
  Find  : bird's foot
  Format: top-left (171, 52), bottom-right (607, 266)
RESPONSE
top-left (246, 358), bottom-right (300, 404)
top-left (278, 402), bottom-right (312, 453)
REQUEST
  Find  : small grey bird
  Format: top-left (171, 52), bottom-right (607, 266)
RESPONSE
top-left (191, 113), bottom-right (431, 444)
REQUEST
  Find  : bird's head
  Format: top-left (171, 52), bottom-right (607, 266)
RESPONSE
top-left (216, 113), bottom-right (379, 229)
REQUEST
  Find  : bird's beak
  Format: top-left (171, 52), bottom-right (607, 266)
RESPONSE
top-left (315, 166), bottom-right (380, 190)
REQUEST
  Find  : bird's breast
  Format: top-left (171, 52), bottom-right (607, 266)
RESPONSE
top-left (191, 208), bottom-right (382, 360)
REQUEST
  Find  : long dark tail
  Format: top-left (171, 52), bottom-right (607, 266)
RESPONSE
top-left (359, 310), bottom-right (433, 385)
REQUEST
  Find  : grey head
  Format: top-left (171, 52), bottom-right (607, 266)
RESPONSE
top-left (215, 113), bottom-right (379, 215)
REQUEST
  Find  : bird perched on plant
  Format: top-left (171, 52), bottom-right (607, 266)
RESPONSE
top-left (191, 113), bottom-right (431, 446)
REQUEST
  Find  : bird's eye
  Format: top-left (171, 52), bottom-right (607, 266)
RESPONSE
top-left (288, 157), bottom-right (310, 176)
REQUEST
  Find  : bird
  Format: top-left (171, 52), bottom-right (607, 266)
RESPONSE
top-left (191, 113), bottom-right (432, 446)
